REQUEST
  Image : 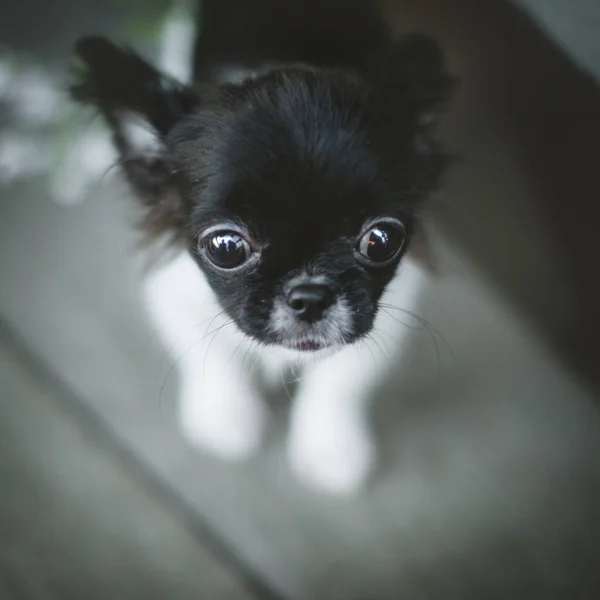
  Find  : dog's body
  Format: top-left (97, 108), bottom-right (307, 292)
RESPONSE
top-left (144, 241), bottom-right (429, 493)
top-left (73, 0), bottom-right (452, 494)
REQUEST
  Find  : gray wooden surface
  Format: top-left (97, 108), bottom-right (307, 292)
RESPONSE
top-left (0, 329), bottom-right (262, 600)
top-left (1, 174), bottom-right (600, 599)
top-left (2, 1), bottom-right (600, 599)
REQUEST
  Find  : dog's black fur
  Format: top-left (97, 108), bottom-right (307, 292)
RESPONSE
top-left (193, 0), bottom-right (390, 81)
top-left (71, 0), bottom-right (453, 348)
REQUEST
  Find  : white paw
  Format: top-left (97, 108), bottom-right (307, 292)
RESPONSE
top-left (288, 417), bottom-right (376, 496)
top-left (178, 393), bottom-right (267, 461)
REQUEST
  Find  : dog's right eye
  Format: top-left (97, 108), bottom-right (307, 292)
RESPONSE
top-left (202, 231), bottom-right (251, 270)
top-left (356, 219), bottom-right (406, 266)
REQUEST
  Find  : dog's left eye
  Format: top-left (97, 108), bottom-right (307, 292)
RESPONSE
top-left (357, 221), bottom-right (406, 265)
top-left (202, 231), bottom-right (251, 269)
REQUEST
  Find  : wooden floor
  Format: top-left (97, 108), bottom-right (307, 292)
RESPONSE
top-left (0, 329), bottom-right (263, 600)
top-left (2, 173), bottom-right (600, 599)
top-left (1, 1), bottom-right (600, 599)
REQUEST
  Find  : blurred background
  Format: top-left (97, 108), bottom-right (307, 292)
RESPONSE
top-left (1, 0), bottom-right (600, 598)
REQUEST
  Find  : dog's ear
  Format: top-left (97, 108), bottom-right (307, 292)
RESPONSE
top-left (364, 34), bottom-right (455, 193)
top-left (369, 33), bottom-right (455, 129)
top-left (71, 36), bottom-right (202, 241)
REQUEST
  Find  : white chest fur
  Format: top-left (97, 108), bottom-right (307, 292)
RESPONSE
top-left (143, 250), bottom-right (428, 494)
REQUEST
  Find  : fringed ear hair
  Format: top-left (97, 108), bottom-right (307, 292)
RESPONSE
top-left (72, 36), bottom-right (199, 136)
top-left (71, 36), bottom-right (201, 241)
top-left (368, 33), bottom-right (455, 129)
top-left (364, 33), bottom-right (455, 193)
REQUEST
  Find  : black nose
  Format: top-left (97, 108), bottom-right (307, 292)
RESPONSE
top-left (286, 284), bottom-right (334, 323)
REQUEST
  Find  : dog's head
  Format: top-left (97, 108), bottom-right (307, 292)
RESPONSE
top-left (72, 35), bottom-right (452, 352)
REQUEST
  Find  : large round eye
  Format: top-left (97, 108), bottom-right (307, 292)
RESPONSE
top-left (357, 221), bottom-right (406, 265)
top-left (202, 231), bottom-right (251, 269)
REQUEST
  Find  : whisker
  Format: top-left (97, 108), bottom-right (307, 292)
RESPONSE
top-left (157, 318), bottom-right (235, 409)
top-left (378, 304), bottom-right (422, 331)
top-left (281, 365), bottom-right (294, 401)
top-left (93, 159), bottom-right (122, 186)
top-left (380, 303), bottom-right (455, 359)
top-left (228, 338), bottom-right (245, 363)
top-left (367, 328), bottom-right (391, 366)
top-left (201, 317), bottom-right (232, 380)
top-left (156, 302), bottom-right (228, 378)
top-left (248, 343), bottom-right (263, 376)
top-left (155, 304), bottom-right (230, 415)
top-left (379, 305), bottom-right (452, 382)
top-left (288, 363), bottom-right (303, 385)
top-left (362, 336), bottom-right (380, 372)
top-left (240, 337), bottom-right (258, 377)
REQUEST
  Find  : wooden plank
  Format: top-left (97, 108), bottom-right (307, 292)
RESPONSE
top-left (0, 330), bottom-right (264, 600)
top-left (1, 178), bottom-right (600, 599)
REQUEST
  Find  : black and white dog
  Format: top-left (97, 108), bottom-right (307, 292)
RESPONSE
top-left (72, 0), bottom-right (452, 494)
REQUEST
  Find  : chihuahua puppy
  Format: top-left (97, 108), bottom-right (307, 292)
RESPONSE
top-left (72, 0), bottom-right (452, 494)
